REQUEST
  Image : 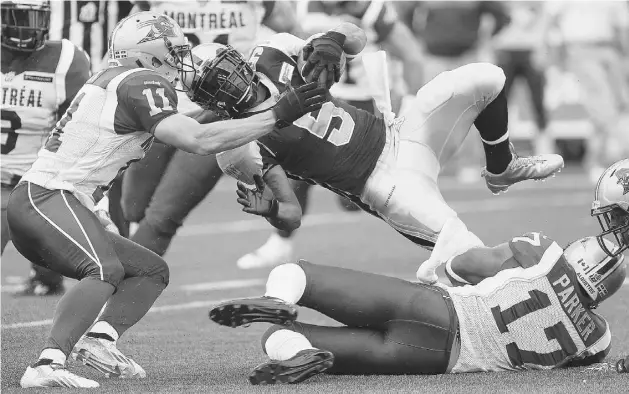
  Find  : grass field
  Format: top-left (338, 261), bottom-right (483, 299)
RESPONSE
top-left (2, 170), bottom-right (628, 393)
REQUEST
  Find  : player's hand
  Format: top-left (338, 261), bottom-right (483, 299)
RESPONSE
top-left (236, 174), bottom-right (278, 217)
top-left (301, 31), bottom-right (346, 89)
top-left (272, 82), bottom-right (327, 128)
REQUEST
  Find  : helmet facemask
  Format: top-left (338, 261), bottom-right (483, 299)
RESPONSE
top-left (1, 1), bottom-right (50, 52)
top-left (188, 45), bottom-right (259, 119)
top-left (592, 202), bottom-right (629, 257)
top-left (162, 37), bottom-right (196, 92)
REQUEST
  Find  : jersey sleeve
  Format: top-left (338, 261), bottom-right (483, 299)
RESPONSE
top-left (58, 44), bottom-right (91, 117)
top-left (116, 72), bottom-right (179, 134)
top-left (508, 232), bottom-right (557, 268)
top-left (362, 1), bottom-right (398, 43)
top-left (258, 33), bottom-right (306, 59)
top-left (257, 140), bottom-right (280, 173)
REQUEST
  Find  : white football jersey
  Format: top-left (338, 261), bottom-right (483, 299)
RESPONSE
top-left (1, 39), bottom-right (90, 181)
top-left (447, 235), bottom-right (611, 373)
top-left (21, 66), bottom-right (179, 210)
top-left (147, 0), bottom-right (272, 55)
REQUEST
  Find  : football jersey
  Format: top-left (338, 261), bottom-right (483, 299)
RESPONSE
top-left (147, 0), bottom-right (274, 55)
top-left (1, 40), bottom-right (91, 182)
top-left (247, 33), bottom-right (386, 197)
top-left (21, 66), bottom-right (178, 209)
top-left (447, 233), bottom-right (611, 373)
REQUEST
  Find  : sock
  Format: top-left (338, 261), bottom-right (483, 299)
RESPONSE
top-left (38, 348), bottom-right (66, 366)
top-left (98, 276), bottom-right (166, 338)
top-left (44, 278), bottom-right (114, 356)
top-left (88, 320), bottom-right (119, 343)
top-left (264, 263), bottom-right (307, 304)
top-left (264, 329), bottom-right (315, 361)
top-left (474, 88), bottom-right (512, 174)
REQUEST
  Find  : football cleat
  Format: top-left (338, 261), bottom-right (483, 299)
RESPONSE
top-left (20, 363), bottom-right (99, 388)
top-left (209, 296), bottom-right (298, 327)
top-left (249, 349), bottom-right (334, 385)
top-left (71, 336), bottom-right (146, 379)
top-left (481, 143), bottom-right (564, 195)
top-left (236, 233), bottom-right (294, 270)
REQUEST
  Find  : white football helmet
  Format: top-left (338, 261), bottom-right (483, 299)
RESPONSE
top-left (592, 159), bottom-right (629, 257)
top-left (564, 236), bottom-right (626, 307)
top-left (108, 11), bottom-right (194, 89)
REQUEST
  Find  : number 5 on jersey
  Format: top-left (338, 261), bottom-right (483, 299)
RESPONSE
top-left (293, 102), bottom-right (355, 146)
top-left (142, 88), bottom-right (173, 116)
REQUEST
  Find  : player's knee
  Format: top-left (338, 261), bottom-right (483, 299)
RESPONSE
top-left (83, 260), bottom-right (125, 287)
top-left (458, 63), bottom-right (506, 100)
top-left (151, 259), bottom-right (170, 287)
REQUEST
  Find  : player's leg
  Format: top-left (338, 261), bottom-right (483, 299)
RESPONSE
top-left (7, 183), bottom-right (124, 387)
top-left (237, 180), bottom-right (313, 269)
top-left (73, 232), bottom-right (169, 379)
top-left (121, 143), bottom-right (175, 226)
top-left (130, 150), bottom-right (223, 256)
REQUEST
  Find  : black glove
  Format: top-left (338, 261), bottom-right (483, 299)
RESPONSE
top-left (301, 31), bottom-right (346, 89)
top-left (236, 174), bottom-right (278, 217)
top-left (272, 82), bottom-right (327, 128)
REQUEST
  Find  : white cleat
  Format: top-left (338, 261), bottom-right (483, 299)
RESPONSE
top-left (481, 143), bottom-right (564, 195)
top-left (237, 233), bottom-right (294, 270)
top-left (71, 336), bottom-right (146, 379)
top-left (20, 363), bottom-right (99, 388)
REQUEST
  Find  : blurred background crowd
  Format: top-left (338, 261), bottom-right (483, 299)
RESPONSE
top-left (48, 0), bottom-right (629, 186)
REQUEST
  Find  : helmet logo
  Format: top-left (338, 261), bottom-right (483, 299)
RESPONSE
top-left (137, 16), bottom-right (177, 44)
top-left (614, 168), bottom-right (629, 195)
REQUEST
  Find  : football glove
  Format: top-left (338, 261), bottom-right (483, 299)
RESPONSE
top-left (301, 31), bottom-right (346, 89)
top-left (236, 174), bottom-right (279, 217)
top-left (272, 82), bottom-right (327, 128)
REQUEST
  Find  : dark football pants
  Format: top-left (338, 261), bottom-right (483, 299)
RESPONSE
top-left (263, 261), bottom-right (458, 375)
top-left (497, 49), bottom-right (547, 131)
top-left (121, 144), bottom-right (223, 256)
top-left (7, 182), bottom-right (169, 285)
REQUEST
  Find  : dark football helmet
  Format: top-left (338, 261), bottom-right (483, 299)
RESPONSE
top-left (187, 43), bottom-right (259, 119)
top-left (592, 159), bottom-right (629, 258)
top-left (1, 0), bottom-right (50, 52)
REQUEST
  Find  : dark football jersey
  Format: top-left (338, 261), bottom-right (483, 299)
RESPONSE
top-left (249, 33), bottom-right (386, 197)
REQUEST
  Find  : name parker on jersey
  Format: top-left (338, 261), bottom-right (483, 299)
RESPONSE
top-left (552, 274), bottom-right (597, 341)
top-left (163, 10), bottom-right (246, 32)
top-left (2, 86), bottom-right (43, 108)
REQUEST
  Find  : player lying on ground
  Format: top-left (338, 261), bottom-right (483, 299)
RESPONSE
top-left (7, 11), bottom-right (327, 389)
top-left (187, 23), bottom-right (565, 280)
top-left (210, 233), bottom-right (625, 385)
top-left (441, 158), bottom-right (629, 287)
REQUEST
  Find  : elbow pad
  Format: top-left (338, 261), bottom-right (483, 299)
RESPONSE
top-left (216, 142), bottom-right (263, 185)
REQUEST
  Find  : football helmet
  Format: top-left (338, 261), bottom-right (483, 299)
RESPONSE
top-left (108, 11), bottom-right (194, 89)
top-left (592, 159), bottom-right (629, 257)
top-left (187, 43), bottom-right (259, 119)
top-left (564, 236), bottom-right (626, 307)
top-left (1, 0), bottom-right (50, 52)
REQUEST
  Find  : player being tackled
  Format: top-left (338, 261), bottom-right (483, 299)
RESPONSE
top-left (187, 22), bottom-right (564, 279)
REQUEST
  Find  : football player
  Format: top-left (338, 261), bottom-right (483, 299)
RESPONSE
top-left (8, 11), bottom-right (325, 388)
top-left (1, 0), bottom-right (91, 296)
top-left (443, 158), bottom-right (629, 287)
top-left (191, 25), bottom-right (564, 277)
top-left (120, 0), bottom-right (305, 257)
top-left (209, 233), bottom-right (625, 384)
top-left (236, 0), bottom-right (426, 270)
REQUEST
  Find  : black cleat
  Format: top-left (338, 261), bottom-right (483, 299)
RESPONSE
top-left (209, 296), bottom-right (298, 327)
top-left (249, 349), bottom-right (334, 385)
top-left (14, 279), bottom-right (65, 297)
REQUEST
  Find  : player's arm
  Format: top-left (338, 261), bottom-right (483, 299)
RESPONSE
top-left (446, 232), bottom-right (557, 286)
top-left (153, 82), bottom-right (327, 154)
top-left (236, 165), bottom-right (302, 232)
top-left (57, 43), bottom-right (91, 117)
